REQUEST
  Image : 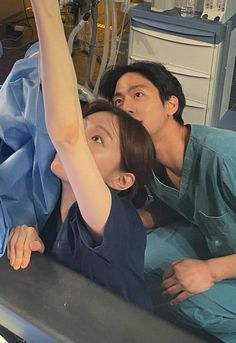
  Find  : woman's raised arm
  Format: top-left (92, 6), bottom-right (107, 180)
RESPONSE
top-left (31, 0), bottom-right (111, 238)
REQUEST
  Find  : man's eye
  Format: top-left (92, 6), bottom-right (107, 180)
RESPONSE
top-left (91, 135), bottom-right (103, 144)
top-left (114, 98), bottom-right (123, 106)
top-left (135, 92), bottom-right (144, 98)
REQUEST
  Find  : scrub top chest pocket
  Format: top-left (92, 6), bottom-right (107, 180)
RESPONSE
top-left (195, 210), bottom-right (236, 257)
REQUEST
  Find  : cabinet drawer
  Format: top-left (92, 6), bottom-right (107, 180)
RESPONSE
top-left (129, 26), bottom-right (215, 74)
top-left (165, 65), bottom-right (210, 104)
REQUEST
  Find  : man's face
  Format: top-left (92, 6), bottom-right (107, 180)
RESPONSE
top-left (113, 72), bottom-right (170, 137)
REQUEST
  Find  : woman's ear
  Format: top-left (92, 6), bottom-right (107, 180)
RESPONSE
top-left (167, 95), bottom-right (179, 117)
top-left (108, 171), bottom-right (135, 192)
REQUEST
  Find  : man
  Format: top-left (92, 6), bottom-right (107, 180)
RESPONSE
top-left (99, 61), bottom-right (236, 343)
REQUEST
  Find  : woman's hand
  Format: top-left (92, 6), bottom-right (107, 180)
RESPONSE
top-left (7, 225), bottom-right (45, 270)
top-left (162, 258), bottom-right (215, 304)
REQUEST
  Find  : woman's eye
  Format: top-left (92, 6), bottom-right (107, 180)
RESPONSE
top-left (91, 135), bottom-right (103, 144)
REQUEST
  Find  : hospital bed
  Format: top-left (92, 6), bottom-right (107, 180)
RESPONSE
top-left (0, 254), bottom-right (221, 343)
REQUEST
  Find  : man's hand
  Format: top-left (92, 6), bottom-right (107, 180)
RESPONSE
top-left (7, 225), bottom-right (45, 270)
top-left (138, 208), bottom-right (155, 229)
top-left (138, 200), bottom-right (179, 229)
top-left (162, 258), bottom-right (215, 305)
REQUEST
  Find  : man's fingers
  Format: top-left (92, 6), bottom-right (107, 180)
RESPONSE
top-left (163, 267), bottom-right (174, 280)
top-left (170, 291), bottom-right (192, 305)
top-left (162, 275), bottom-right (178, 290)
top-left (162, 283), bottom-right (183, 297)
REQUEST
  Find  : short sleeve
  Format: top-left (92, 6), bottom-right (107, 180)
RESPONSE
top-left (93, 191), bottom-right (147, 273)
top-left (56, 191), bottom-right (147, 276)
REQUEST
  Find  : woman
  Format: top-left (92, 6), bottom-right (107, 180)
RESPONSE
top-left (7, 1), bottom-right (155, 311)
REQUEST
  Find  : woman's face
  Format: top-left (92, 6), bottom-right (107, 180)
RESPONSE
top-left (51, 111), bottom-right (122, 184)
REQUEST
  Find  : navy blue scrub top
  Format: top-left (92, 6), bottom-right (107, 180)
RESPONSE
top-left (41, 190), bottom-right (152, 312)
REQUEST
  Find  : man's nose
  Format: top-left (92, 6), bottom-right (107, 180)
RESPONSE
top-left (122, 99), bottom-right (135, 115)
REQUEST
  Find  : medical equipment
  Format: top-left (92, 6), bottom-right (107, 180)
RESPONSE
top-left (202, 0), bottom-right (236, 23)
top-left (67, 10), bottom-right (96, 102)
top-left (66, 0), bottom-right (100, 98)
top-left (180, 0), bottom-right (196, 17)
top-left (68, 11), bottom-right (91, 54)
top-left (151, 0), bottom-right (175, 12)
top-left (61, 0), bottom-right (98, 101)
top-left (62, 1), bottom-right (130, 100)
top-left (66, 0), bottom-right (128, 98)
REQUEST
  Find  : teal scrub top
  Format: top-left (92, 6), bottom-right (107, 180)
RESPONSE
top-left (148, 125), bottom-right (236, 257)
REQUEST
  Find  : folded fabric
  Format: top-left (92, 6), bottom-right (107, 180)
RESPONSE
top-left (0, 42), bottom-right (60, 256)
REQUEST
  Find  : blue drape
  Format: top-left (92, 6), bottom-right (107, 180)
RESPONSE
top-left (0, 43), bottom-right (60, 256)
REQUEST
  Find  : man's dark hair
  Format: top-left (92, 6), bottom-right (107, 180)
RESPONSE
top-left (99, 61), bottom-right (186, 125)
top-left (83, 99), bottom-right (156, 198)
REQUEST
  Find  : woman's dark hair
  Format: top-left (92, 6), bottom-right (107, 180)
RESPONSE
top-left (98, 61), bottom-right (186, 125)
top-left (83, 99), bottom-right (156, 198)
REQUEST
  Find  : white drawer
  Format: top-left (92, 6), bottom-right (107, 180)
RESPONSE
top-left (165, 64), bottom-right (210, 104)
top-left (129, 26), bottom-right (215, 74)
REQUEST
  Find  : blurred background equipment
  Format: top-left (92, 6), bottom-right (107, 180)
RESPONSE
top-left (0, 0), bottom-right (133, 95)
top-left (180, 0), bottom-right (196, 17)
top-left (0, 0), bottom-right (235, 129)
top-left (151, 0), bottom-right (175, 12)
top-left (201, 0), bottom-right (236, 23)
